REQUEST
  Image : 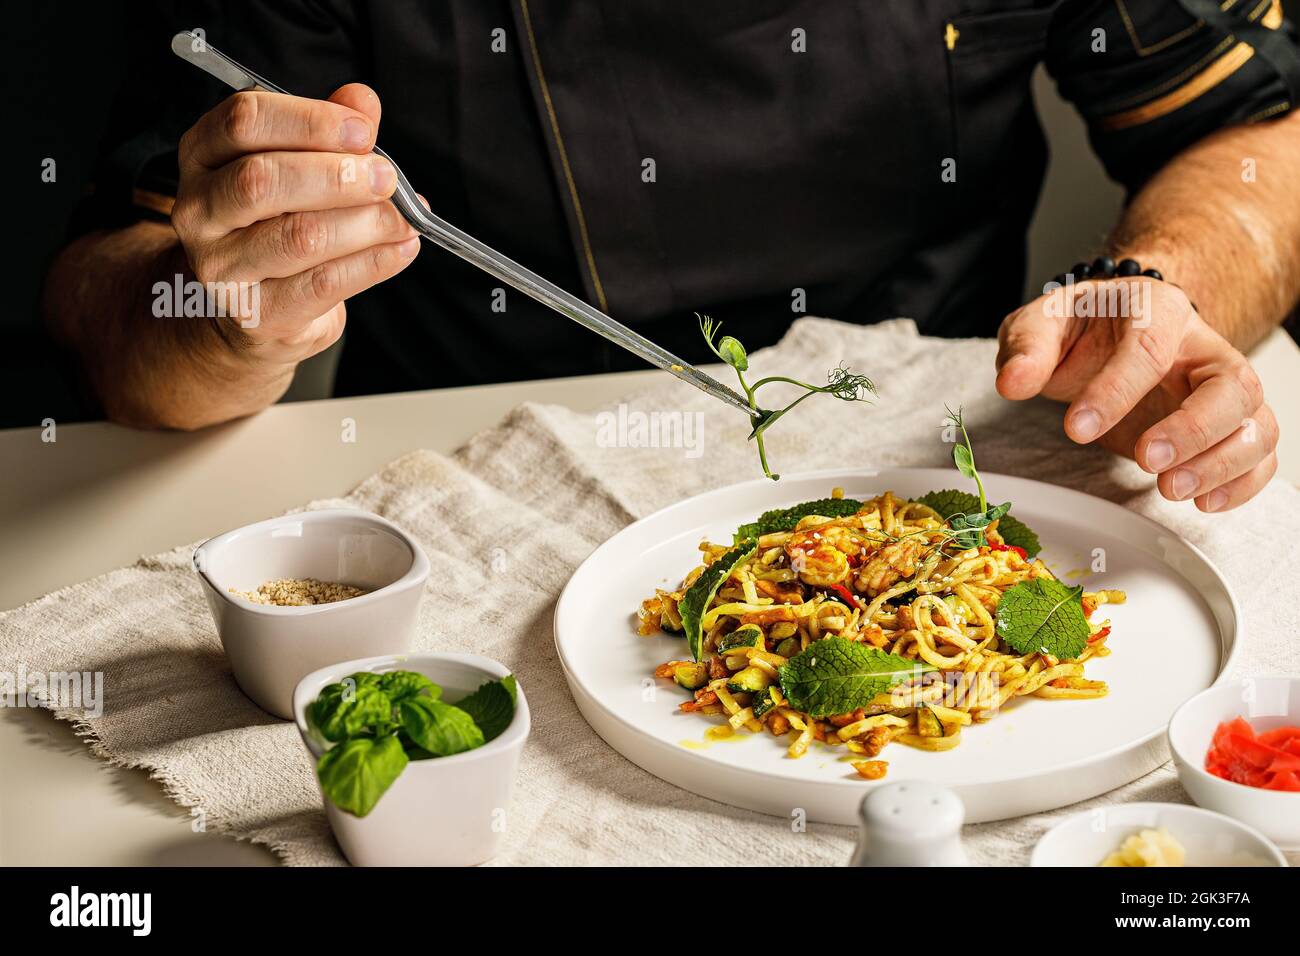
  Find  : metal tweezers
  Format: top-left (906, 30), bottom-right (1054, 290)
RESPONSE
top-left (170, 31), bottom-right (759, 420)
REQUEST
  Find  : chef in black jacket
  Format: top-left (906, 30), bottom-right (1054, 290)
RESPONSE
top-left (46, 0), bottom-right (1300, 512)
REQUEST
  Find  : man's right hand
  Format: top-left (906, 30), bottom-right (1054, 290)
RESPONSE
top-left (171, 83), bottom-right (420, 366)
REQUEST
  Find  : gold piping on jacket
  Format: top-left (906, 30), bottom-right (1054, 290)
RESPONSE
top-left (1101, 40), bottom-right (1256, 130)
top-left (517, 0), bottom-right (609, 313)
top-left (133, 188), bottom-right (176, 216)
top-left (1115, 0), bottom-right (1204, 57)
top-left (1259, 0), bottom-right (1283, 29)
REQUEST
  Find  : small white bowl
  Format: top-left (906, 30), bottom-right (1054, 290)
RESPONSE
top-left (193, 509), bottom-right (430, 719)
top-left (1168, 675), bottom-right (1300, 850)
top-left (293, 653), bottom-right (529, 867)
top-left (1031, 802), bottom-right (1286, 867)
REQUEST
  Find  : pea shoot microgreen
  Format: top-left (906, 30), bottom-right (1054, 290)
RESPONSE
top-left (698, 314), bottom-right (876, 480)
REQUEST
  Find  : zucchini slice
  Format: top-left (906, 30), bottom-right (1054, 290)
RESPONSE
top-left (672, 662), bottom-right (709, 691)
top-left (915, 704), bottom-right (944, 738)
top-left (751, 686), bottom-right (779, 719)
top-left (717, 625), bottom-right (763, 653)
top-left (726, 666), bottom-right (772, 694)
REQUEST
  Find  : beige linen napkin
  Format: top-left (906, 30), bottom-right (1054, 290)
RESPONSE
top-left (2, 318), bottom-right (1296, 866)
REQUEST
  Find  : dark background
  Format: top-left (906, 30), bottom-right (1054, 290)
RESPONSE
top-left (9, 1), bottom-right (1298, 431)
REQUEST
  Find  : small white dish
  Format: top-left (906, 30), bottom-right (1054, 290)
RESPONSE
top-left (193, 508), bottom-right (429, 719)
top-left (293, 653), bottom-right (529, 867)
top-left (1168, 675), bottom-right (1300, 850)
top-left (1031, 802), bottom-right (1286, 867)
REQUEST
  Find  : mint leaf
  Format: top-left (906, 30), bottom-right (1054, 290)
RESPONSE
top-left (916, 489), bottom-right (1041, 559)
top-left (378, 670), bottom-right (440, 703)
top-left (454, 675), bottom-right (517, 742)
top-left (777, 637), bottom-right (935, 717)
top-left (995, 578), bottom-right (1090, 659)
top-left (307, 679), bottom-right (394, 743)
top-left (316, 734), bottom-right (408, 817)
top-left (734, 497), bottom-right (863, 542)
top-left (681, 541), bottom-right (758, 661)
top-left (399, 697), bottom-right (485, 756)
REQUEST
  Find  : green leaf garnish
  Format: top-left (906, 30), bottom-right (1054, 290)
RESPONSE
top-left (378, 670), bottom-right (441, 703)
top-left (915, 489), bottom-right (1041, 558)
top-left (307, 668), bottom-right (518, 817)
top-left (777, 637), bottom-right (935, 717)
top-left (399, 697), bottom-right (485, 756)
top-left (315, 734), bottom-right (409, 818)
top-left (306, 677), bottom-right (395, 743)
top-left (453, 675), bottom-right (518, 743)
top-left (680, 540), bottom-right (758, 661)
top-left (698, 313), bottom-right (876, 481)
top-left (734, 496), bottom-right (864, 543)
top-left (994, 578), bottom-right (1091, 659)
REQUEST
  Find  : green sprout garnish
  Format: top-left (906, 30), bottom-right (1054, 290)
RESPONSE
top-left (940, 405), bottom-right (1009, 548)
top-left (698, 314), bottom-right (876, 480)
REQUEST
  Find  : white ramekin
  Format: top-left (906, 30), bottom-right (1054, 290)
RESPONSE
top-left (1031, 801), bottom-right (1286, 866)
top-left (193, 508), bottom-right (429, 719)
top-left (293, 653), bottom-right (529, 866)
top-left (1168, 676), bottom-right (1300, 851)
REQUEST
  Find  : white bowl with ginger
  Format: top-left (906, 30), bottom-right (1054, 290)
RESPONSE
top-left (1030, 802), bottom-right (1286, 867)
top-left (193, 509), bottom-right (429, 719)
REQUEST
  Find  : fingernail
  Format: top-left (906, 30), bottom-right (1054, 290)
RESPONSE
top-left (1145, 439), bottom-right (1175, 472)
top-left (340, 117), bottom-right (371, 151)
top-left (1171, 468), bottom-right (1198, 500)
top-left (397, 236), bottom-right (420, 258)
top-left (369, 157), bottom-right (395, 194)
top-left (1205, 489), bottom-right (1228, 512)
top-left (1069, 407), bottom-right (1101, 442)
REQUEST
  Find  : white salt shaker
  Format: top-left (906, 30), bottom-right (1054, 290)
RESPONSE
top-left (849, 782), bottom-right (969, 866)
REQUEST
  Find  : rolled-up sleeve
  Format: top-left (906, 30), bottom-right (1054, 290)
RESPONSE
top-left (1047, 0), bottom-right (1300, 190)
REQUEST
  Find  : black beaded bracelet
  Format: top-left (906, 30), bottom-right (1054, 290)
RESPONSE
top-left (1050, 256), bottom-right (1163, 288)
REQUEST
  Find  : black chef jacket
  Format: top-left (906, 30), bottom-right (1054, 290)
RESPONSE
top-left (81, 0), bottom-right (1300, 397)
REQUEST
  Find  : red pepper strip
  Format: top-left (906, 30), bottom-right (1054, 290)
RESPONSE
top-left (988, 543), bottom-right (1028, 560)
top-left (1087, 625), bottom-right (1111, 644)
top-left (825, 584), bottom-right (861, 609)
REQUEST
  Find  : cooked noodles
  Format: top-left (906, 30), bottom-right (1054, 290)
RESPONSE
top-left (639, 489), bottom-right (1124, 779)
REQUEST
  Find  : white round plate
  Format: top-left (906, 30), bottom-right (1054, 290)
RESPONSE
top-left (554, 468), bottom-right (1239, 824)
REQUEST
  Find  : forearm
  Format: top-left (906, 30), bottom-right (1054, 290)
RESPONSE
top-left (42, 221), bottom-right (295, 429)
top-left (1105, 109), bottom-right (1300, 351)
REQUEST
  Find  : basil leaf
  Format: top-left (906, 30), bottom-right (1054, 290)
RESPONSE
top-left (315, 734), bottom-right (408, 817)
top-left (454, 675), bottom-right (517, 742)
top-left (378, 670), bottom-right (441, 703)
top-left (995, 578), bottom-right (1091, 659)
top-left (680, 541), bottom-right (758, 661)
top-left (399, 697), bottom-right (485, 756)
top-left (307, 680), bottom-right (394, 743)
top-left (777, 637), bottom-right (935, 717)
top-left (734, 497), bottom-right (863, 542)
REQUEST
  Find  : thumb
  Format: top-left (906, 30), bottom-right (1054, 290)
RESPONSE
top-left (995, 299), bottom-right (1068, 401)
top-left (329, 83), bottom-right (382, 128)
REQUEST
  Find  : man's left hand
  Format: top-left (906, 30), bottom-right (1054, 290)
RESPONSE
top-left (995, 278), bottom-right (1277, 512)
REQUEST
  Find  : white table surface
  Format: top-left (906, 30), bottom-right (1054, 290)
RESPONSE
top-left (3, 330), bottom-right (1298, 866)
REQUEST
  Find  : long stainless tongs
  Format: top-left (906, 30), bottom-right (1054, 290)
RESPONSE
top-left (170, 31), bottom-right (760, 420)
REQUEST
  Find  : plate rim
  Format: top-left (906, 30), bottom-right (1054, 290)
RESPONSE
top-left (555, 467), bottom-right (1241, 806)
